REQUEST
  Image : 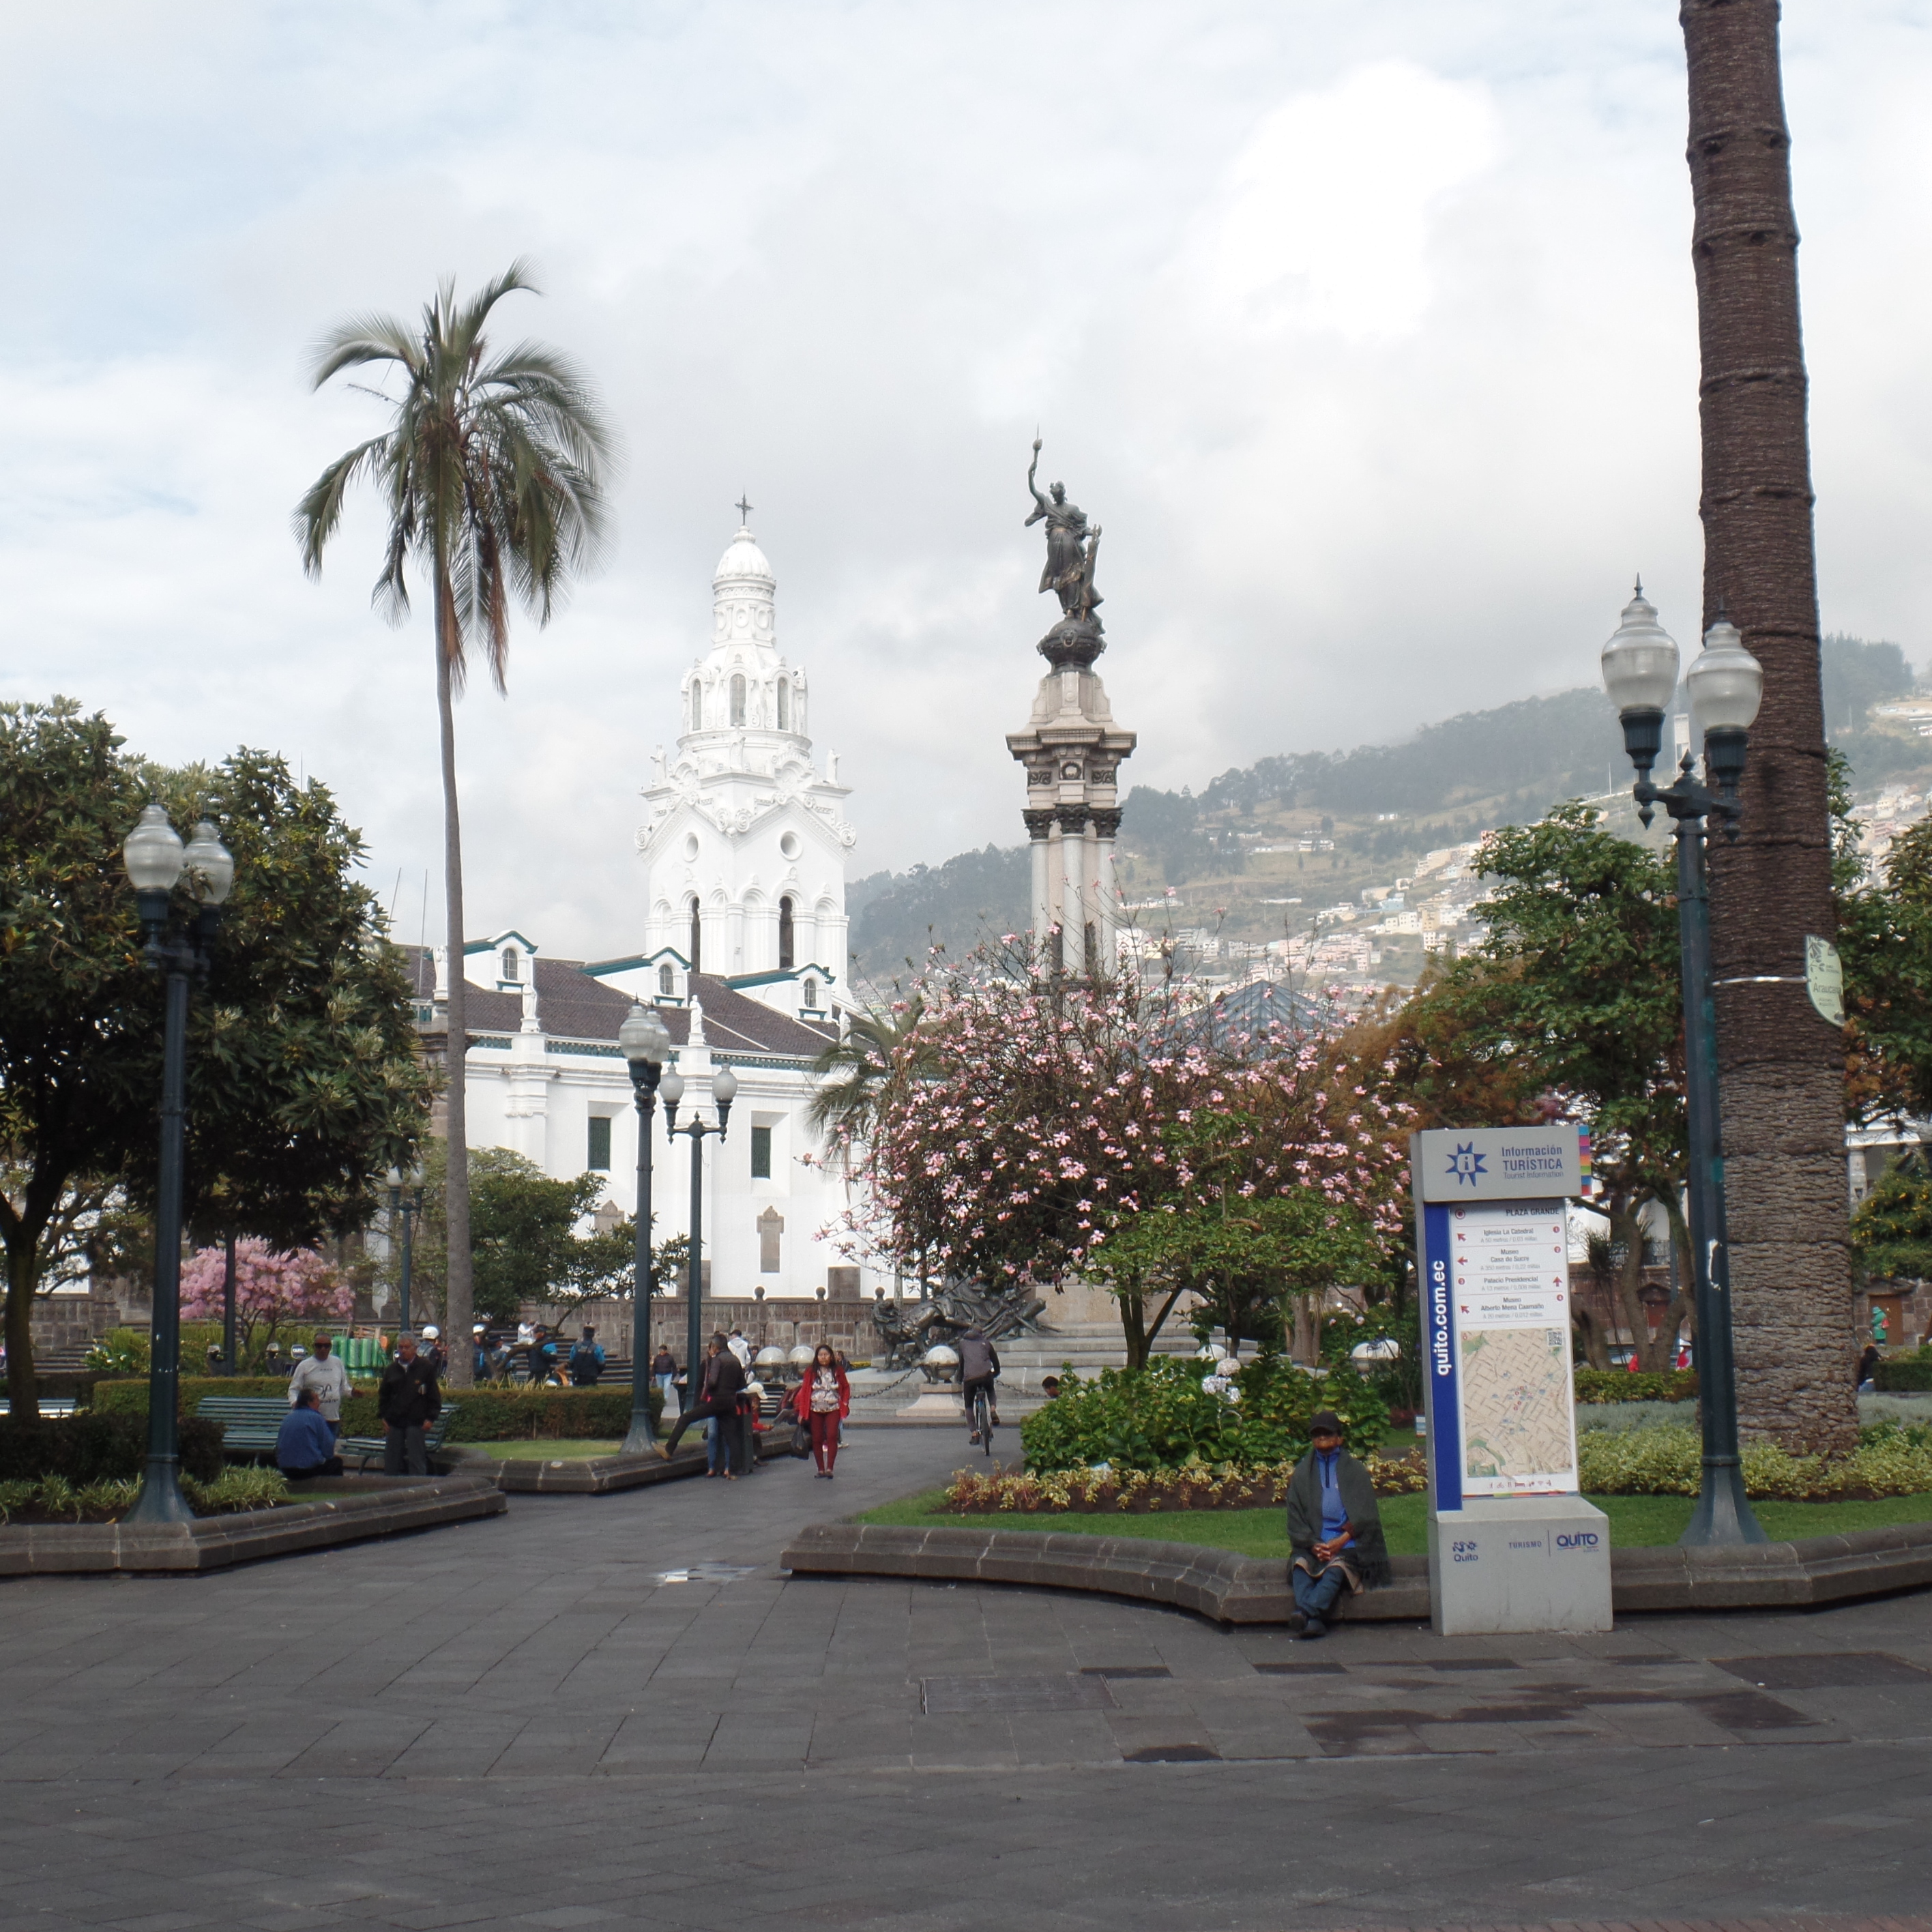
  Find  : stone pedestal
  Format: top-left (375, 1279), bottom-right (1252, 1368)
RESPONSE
top-left (1427, 1495), bottom-right (1613, 1635)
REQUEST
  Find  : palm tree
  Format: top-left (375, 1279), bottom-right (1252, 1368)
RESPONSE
top-left (294, 263), bottom-right (611, 1384)
top-left (806, 999), bottom-right (931, 1145)
top-left (1681, 3), bottom-right (1856, 1453)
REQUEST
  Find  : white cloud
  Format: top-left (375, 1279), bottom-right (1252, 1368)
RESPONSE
top-left (2, 3), bottom-right (1931, 959)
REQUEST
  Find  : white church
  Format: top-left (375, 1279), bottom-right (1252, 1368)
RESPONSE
top-left (420, 517), bottom-right (870, 1302)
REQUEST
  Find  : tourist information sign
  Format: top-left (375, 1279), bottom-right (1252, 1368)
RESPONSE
top-left (1411, 1125), bottom-right (1611, 1634)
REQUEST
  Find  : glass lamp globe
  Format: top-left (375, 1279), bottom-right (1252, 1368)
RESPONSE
top-left (712, 1066), bottom-right (739, 1107)
top-left (181, 821), bottom-right (235, 905)
top-left (122, 803), bottom-right (186, 892)
top-left (1685, 617), bottom-right (1764, 734)
top-left (1600, 583), bottom-right (1681, 716)
top-left (618, 1002), bottom-right (670, 1066)
top-left (658, 1068), bottom-right (685, 1108)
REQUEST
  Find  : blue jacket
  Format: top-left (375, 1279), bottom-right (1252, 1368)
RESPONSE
top-left (277, 1405), bottom-right (336, 1470)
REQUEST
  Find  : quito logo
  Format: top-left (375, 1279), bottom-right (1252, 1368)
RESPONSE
top-left (1446, 1142), bottom-right (1487, 1188)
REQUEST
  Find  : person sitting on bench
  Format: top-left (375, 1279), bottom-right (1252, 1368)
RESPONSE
top-left (277, 1388), bottom-right (345, 1480)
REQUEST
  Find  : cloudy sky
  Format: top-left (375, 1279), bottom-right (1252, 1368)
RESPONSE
top-left (5, 3), bottom-right (1931, 958)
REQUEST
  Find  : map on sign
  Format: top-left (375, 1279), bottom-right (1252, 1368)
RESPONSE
top-left (1460, 1328), bottom-right (1575, 1487)
top-left (1449, 1201), bottom-right (1577, 1494)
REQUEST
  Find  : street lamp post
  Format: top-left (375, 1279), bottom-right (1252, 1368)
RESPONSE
top-left (659, 1063), bottom-right (737, 1420)
top-left (1602, 585), bottom-right (1768, 1547)
top-left (385, 1163), bottom-right (424, 1334)
top-left (618, 1003), bottom-right (672, 1453)
top-left (121, 806), bottom-right (235, 1526)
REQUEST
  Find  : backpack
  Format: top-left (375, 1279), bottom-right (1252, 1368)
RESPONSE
top-left (568, 1341), bottom-right (603, 1386)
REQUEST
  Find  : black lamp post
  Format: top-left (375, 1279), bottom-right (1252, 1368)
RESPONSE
top-left (121, 805), bottom-right (234, 1526)
top-left (1602, 584), bottom-right (1768, 1547)
top-left (659, 1062), bottom-right (737, 1416)
top-left (385, 1162), bottom-right (424, 1334)
top-left (618, 1002), bottom-right (672, 1453)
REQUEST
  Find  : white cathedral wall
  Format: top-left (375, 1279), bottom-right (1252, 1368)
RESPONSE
top-left (459, 1043), bottom-right (853, 1302)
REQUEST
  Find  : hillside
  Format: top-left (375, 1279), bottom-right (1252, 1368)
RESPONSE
top-left (847, 639), bottom-right (1931, 982)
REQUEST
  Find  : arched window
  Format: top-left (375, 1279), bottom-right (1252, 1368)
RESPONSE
top-left (688, 680), bottom-right (702, 730)
top-left (688, 896), bottom-right (701, 974)
top-left (778, 896), bottom-right (795, 972)
top-left (776, 679), bottom-right (790, 730)
top-left (729, 674), bottom-right (746, 727)
top-left (804, 977), bottom-right (819, 1009)
top-left (658, 963), bottom-right (674, 996)
top-left (501, 947), bottom-right (519, 982)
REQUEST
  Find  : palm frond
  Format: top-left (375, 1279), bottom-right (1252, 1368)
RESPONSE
top-left (292, 435), bottom-right (393, 577)
top-left (307, 314), bottom-right (422, 390)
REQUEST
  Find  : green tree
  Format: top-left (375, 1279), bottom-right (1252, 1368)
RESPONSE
top-left (1401, 805), bottom-right (1690, 1371)
top-left (395, 1145), bottom-right (678, 1327)
top-left (1851, 1158), bottom-right (1932, 1290)
top-left (1840, 814), bottom-right (1932, 1126)
top-left (295, 264), bottom-right (613, 1384)
top-left (0, 701), bottom-right (433, 1414)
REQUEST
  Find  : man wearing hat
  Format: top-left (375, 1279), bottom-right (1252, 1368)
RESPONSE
top-left (1284, 1411), bottom-right (1390, 1639)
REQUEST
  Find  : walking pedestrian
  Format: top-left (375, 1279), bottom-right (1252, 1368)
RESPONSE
top-left (791, 1343), bottom-right (850, 1478)
top-left (658, 1336), bottom-right (748, 1477)
top-left (652, 1345), bottom-right (677, 1414)
top-left (1284, 1411), bottom-right (1390, 1639)
top-left (568, 1327), bottom-right (606, 1386)
top-left (378, 1333), bottom-right (441, 1476)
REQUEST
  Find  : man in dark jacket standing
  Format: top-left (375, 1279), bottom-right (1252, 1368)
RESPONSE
top-left (379, 1333), bottom-right (441, 1476)
top-left (1284, 1411), bottom-right (1390, 1639)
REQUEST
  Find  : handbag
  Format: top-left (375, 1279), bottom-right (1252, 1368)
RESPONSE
top-left (789, 1419), bottom-right (813, 1457)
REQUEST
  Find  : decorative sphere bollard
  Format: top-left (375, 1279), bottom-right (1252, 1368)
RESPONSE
top-left (920, 1343), bottom-right (961, 1385)
top-left (788, 1343), bottom-right (817, 1371)
top-left (755, 1345), bottom-right (789, 1379)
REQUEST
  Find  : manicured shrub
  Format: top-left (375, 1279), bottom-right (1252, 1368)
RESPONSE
top-left (1573, 1367), bottom-right (1697, 1404)
top-left (1874, 1354), bottom-right (1932, 1392)
top-left (944, 1454), bottom-right (1427, 1514)
top-left (88, 1376), bottom-right (661, 1441)
top-left (1020, 1354), bottom-right (1388, 1474)
top-left (1577, 1421), bottom-right (1932, 1499)
top-left (0, 1412), bottom-right (224, 1484)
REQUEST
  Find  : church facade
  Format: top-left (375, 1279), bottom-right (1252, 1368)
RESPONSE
top-left (429, 517), bottom-right (867, 1303)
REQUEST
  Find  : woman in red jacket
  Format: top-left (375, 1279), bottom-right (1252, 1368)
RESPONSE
top-left (792, 1343), bottom-right (851, 1478)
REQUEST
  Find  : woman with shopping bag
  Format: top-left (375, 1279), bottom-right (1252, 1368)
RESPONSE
top-left (791, 1344), bottom-right (851, 1478)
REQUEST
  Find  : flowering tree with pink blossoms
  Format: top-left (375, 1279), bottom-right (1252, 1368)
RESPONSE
top-left (842, 947), bottom-right (1414, 1365)
top-left (179, 1239), bottom-right (354, 1363)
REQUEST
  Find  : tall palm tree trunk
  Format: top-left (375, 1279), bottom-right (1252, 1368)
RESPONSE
top-left (435, 567), bottom-right (475, 1385)
top-left (1683, 0), bottom-right (1855, 1454)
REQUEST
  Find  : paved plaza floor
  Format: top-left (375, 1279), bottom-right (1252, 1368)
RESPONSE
top-left (1, 1426), bottom-right (1929, 1929)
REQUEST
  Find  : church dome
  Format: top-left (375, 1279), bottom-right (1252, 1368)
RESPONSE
top-left (714, 526), bottom-right (775, 587)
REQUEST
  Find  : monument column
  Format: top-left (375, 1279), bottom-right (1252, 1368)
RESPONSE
top-left (1005, 438), bottom-right (1135, 975)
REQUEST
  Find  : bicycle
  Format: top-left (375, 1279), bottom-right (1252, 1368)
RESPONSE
top-left (967, 1381), bottom-right (995, 1460)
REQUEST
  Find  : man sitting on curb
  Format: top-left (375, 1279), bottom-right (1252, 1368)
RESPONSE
top-left (277, 1388), bottom-right (345, 1481)
top-left (1285, 1410), bottom-right (1390, 1639)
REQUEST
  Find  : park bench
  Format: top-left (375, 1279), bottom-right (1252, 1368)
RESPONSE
top-left (195, 1395), bottom-right (459, 1472)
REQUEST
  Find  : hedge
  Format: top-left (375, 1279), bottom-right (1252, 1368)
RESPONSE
top-left (87, 1377), bottom-right (661, 1441)
top-left (1875, 1356), bottom-right (1932, 1392)
top-left (1574, 1367), bottom-right (1697, 1404)
top-left (0, 1413), bottom-right (224, 1484)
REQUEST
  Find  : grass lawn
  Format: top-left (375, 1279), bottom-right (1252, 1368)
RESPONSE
top-left (464, 1439), bottom-right (627, 1460)
top-left (854, 1487), bottom-right (1932, 1555)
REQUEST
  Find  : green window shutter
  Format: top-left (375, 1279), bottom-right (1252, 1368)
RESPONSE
top-left (750, 1125), bottom-right (772, 1179)
top-left (587, 1115), bottom-right (612, 1172)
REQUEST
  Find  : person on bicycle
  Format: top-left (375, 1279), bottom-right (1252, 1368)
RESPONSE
top-left (958, 1326), bottom-right (1000, 1445)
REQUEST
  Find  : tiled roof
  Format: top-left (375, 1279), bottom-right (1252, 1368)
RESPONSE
top-left (400, 948), bottom-right (835, 1060)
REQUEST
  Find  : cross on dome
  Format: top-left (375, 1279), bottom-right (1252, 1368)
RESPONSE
top-left (735, 493), bottom-right (754, 525)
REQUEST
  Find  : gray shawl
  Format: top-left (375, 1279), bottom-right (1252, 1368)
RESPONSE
top-left (1285, 1446), bottom-right (1391, 1589)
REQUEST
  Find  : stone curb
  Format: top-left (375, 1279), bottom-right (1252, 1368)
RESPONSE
top-left (460, 1432), bottom-right (795, 1493)
top-left (0, 1472), bottom-right (507, 1576)
top-left (778, 1517), bottom-right (1932, 1622)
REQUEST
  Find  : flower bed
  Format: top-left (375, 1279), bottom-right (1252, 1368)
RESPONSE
top-left (941, 1452), bottom-right (1428, 1515)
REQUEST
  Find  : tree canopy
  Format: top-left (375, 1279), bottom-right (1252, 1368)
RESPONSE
top-left (0, 699), bottom-right (434, 1410)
